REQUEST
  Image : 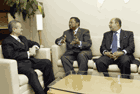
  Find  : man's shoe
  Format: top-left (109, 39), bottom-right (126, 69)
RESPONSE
top-left (121, 75), bottom-right (130, 79)
top-left (103, 72), bottom-right (110, 77)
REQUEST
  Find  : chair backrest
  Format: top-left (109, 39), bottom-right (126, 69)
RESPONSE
top-left (0, 46), bottom-right (4, 59)
top-left (133, 36), bottom-right (140, 58)
top-left (90, 36), bottom-right (140, 58)
top-left (90, 36), bottom-right (102, 56)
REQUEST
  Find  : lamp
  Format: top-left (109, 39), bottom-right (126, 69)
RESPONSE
top-left (36, 14), bottom-right (44, 47)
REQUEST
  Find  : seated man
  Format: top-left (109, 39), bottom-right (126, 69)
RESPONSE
top-left (2, 20), bottom-right (55, 94)
top-left (55, 17), bottom-right (92, 75)
top-left (95, 18), bottom-right (136, 78)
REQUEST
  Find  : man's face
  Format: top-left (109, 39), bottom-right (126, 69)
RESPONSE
top-left (69, 18), bottom-right (79, 30)
top-left (13, 22), bottom-right (23, 36)
top-left (109, 18), bottom-right (118, 31)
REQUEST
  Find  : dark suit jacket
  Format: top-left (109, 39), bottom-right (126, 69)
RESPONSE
top-left (55, 28), bottom-right (92, 53)
top-left (2, 35), bottom-right (40, 68)
top-left (100, 29), bottom-right (135, 61)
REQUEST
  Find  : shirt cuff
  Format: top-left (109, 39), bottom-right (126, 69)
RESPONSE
top-left (27, 51), bottom-right (30, 59)
top-left (33, 45), bottom-right (40, 50)
top-left (103, 50), bottom-right (107, 55)
top-left (78, 41), bottom-right (82, 47)
top-left (122, 49), bottom-right (127, 55)
top-left (58, 39), bottom-right (62, 46)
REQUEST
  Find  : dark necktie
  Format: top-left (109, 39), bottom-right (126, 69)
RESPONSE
top-left (112, 32), bottom-right (117, 53)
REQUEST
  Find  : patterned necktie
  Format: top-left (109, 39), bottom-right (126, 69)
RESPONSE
top-left (112, 32), bottom-right (117, 53)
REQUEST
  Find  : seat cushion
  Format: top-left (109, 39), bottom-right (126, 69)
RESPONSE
top-left (57, 56), bottom-right (138, 73)
top-left (19, 69), bottom-right (43, 86)
top-left (138, 66), bottom-right (140, 74)
top-left (93, 63), bottom-right (138, 73)
top-left (57, 59), bottom-right (94, 69)
top-left (19, 76), bottom-right (44, 94)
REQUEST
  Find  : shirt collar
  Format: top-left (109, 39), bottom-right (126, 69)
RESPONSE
top-left (74, 27), bottom-right (79, 34)
top-left (116, 28), bottom-right (121, 34)
top-left (10, 34), bottom-right (19, 40)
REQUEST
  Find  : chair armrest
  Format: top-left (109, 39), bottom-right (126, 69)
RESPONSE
top-left (0, 59), bottom-right (19, 94)
top-left (51, 44), bottom-right (66, 75)
top-left (35, 48), bottom-right (51, 60)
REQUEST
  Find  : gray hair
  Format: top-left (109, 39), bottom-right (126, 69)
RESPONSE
top-left (8, 20), bottom-right (21, 33)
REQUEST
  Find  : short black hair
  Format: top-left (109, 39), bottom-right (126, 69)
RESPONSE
top-left (115, 18), bottom-right (122, 27)
top-left (70, 17), bottom-right (80, 26)
top-left (8, 20), bottom-right (21, 33)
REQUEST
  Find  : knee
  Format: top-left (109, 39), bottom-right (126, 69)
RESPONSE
top-left (77, 51), bottom-right (86, 58)
top-left (120, 55), bottom-right (131, 64)
top-left (27, 69), bottom-right (37, 76)
top-left (44, 59), bottom-right (52, 67)
top-left (61, 55), bottom-right (66, 61)
top-left (96, 59), bottom-right (104, 66)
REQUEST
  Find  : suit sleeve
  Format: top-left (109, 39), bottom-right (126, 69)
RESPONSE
top-left (123, 32), bottom-right (135, 55)
top-left (100, 33), bottom-right (108, 55)
top-left (81, 30), bottom-right (92, 49)
top-left (2, 42), bottom-right (28, 60)
top-left (27, 38), bottom-right (40, 48)
top-left (55, 32), bottom-right (65, 45)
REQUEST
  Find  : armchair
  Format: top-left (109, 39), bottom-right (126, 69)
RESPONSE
top-left (0, 46), bottom-right (51, 94)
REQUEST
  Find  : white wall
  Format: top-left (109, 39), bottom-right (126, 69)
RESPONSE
top-left (39, 0), bottom-right (140, 48)
top-left (8, 11), bottom-right (40, 43)
top-left (12, 0), bottom-right (140, 48)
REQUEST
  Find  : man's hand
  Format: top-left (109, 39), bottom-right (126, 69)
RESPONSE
top-left (113, 51), bottom-right (124, 60)
top-left (70, 34), bottom-right (80, 45)
top-left (104, 51), bottom-right (114, 59)
top-left (61, 35), bottom-right (66, 44)
top-left (29, 46), bottom-right (36, 56)
top-left (74, 34), bottom-right (80, 45)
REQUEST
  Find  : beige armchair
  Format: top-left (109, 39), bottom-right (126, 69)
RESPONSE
top-left (0, 46), bottom-right (51, 94)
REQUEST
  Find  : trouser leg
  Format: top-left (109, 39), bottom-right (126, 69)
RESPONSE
top-left (61, 55), bottom-right (76, 73)
top-left (95, 55), bottom-right (114, 76)
top-left (18, 67), bottom-right (45, 94)
top-left (32, 59), bottom-right (55, 93)
top-left (117, 55), bottom-right (131, 78)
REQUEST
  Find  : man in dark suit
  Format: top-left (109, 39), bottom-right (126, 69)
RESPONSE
top-left (2, 20), bottom-right (55, 94)
top-left (55, 17), bottom-right (92, 75)
top-left (95, 18), bottom-right (136, 77)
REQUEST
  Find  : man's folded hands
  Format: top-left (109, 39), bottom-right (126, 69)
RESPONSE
top-left (104, 51), bottom-right (124, 60)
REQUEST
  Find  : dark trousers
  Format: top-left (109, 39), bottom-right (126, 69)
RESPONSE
top-left (61, 50), bottom-right (92, 74)
top-left (95, 55), bottom-right (131, 76)
top-left (18, 59), bottom-right (55, 94)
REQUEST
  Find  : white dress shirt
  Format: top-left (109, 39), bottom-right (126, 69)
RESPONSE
top-left (103, 28), bottom-right (127, 54)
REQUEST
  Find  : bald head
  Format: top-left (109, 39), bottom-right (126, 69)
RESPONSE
top-left (109, 18), bottom-right (121, 31)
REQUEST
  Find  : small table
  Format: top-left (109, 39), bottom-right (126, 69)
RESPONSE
top-left (47, 71), bottom-right (140, 94)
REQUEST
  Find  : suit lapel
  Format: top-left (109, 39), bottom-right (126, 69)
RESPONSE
top-left (76, 28), bottom-right (82, 39)
top-left (10, 35), bottom-right (26, 49)
top-left (120, 29), bottom-right (125, 49)
top-left (109, 31), bottom-right (113, 48)
top-left (19, 36), bottom-right (28, 49)
top-left (120, 29), bottom-right (124, 43)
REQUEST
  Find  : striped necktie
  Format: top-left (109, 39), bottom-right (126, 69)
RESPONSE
top-left (17, 38), bottom-right (24, 45)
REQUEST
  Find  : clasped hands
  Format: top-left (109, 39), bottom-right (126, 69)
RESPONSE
top-left (29, 46), bottom-right (38, 56)
top-left (70, 34), bottom-right (80, 45)
top-left (104, 51), bottom-right (124, 60)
